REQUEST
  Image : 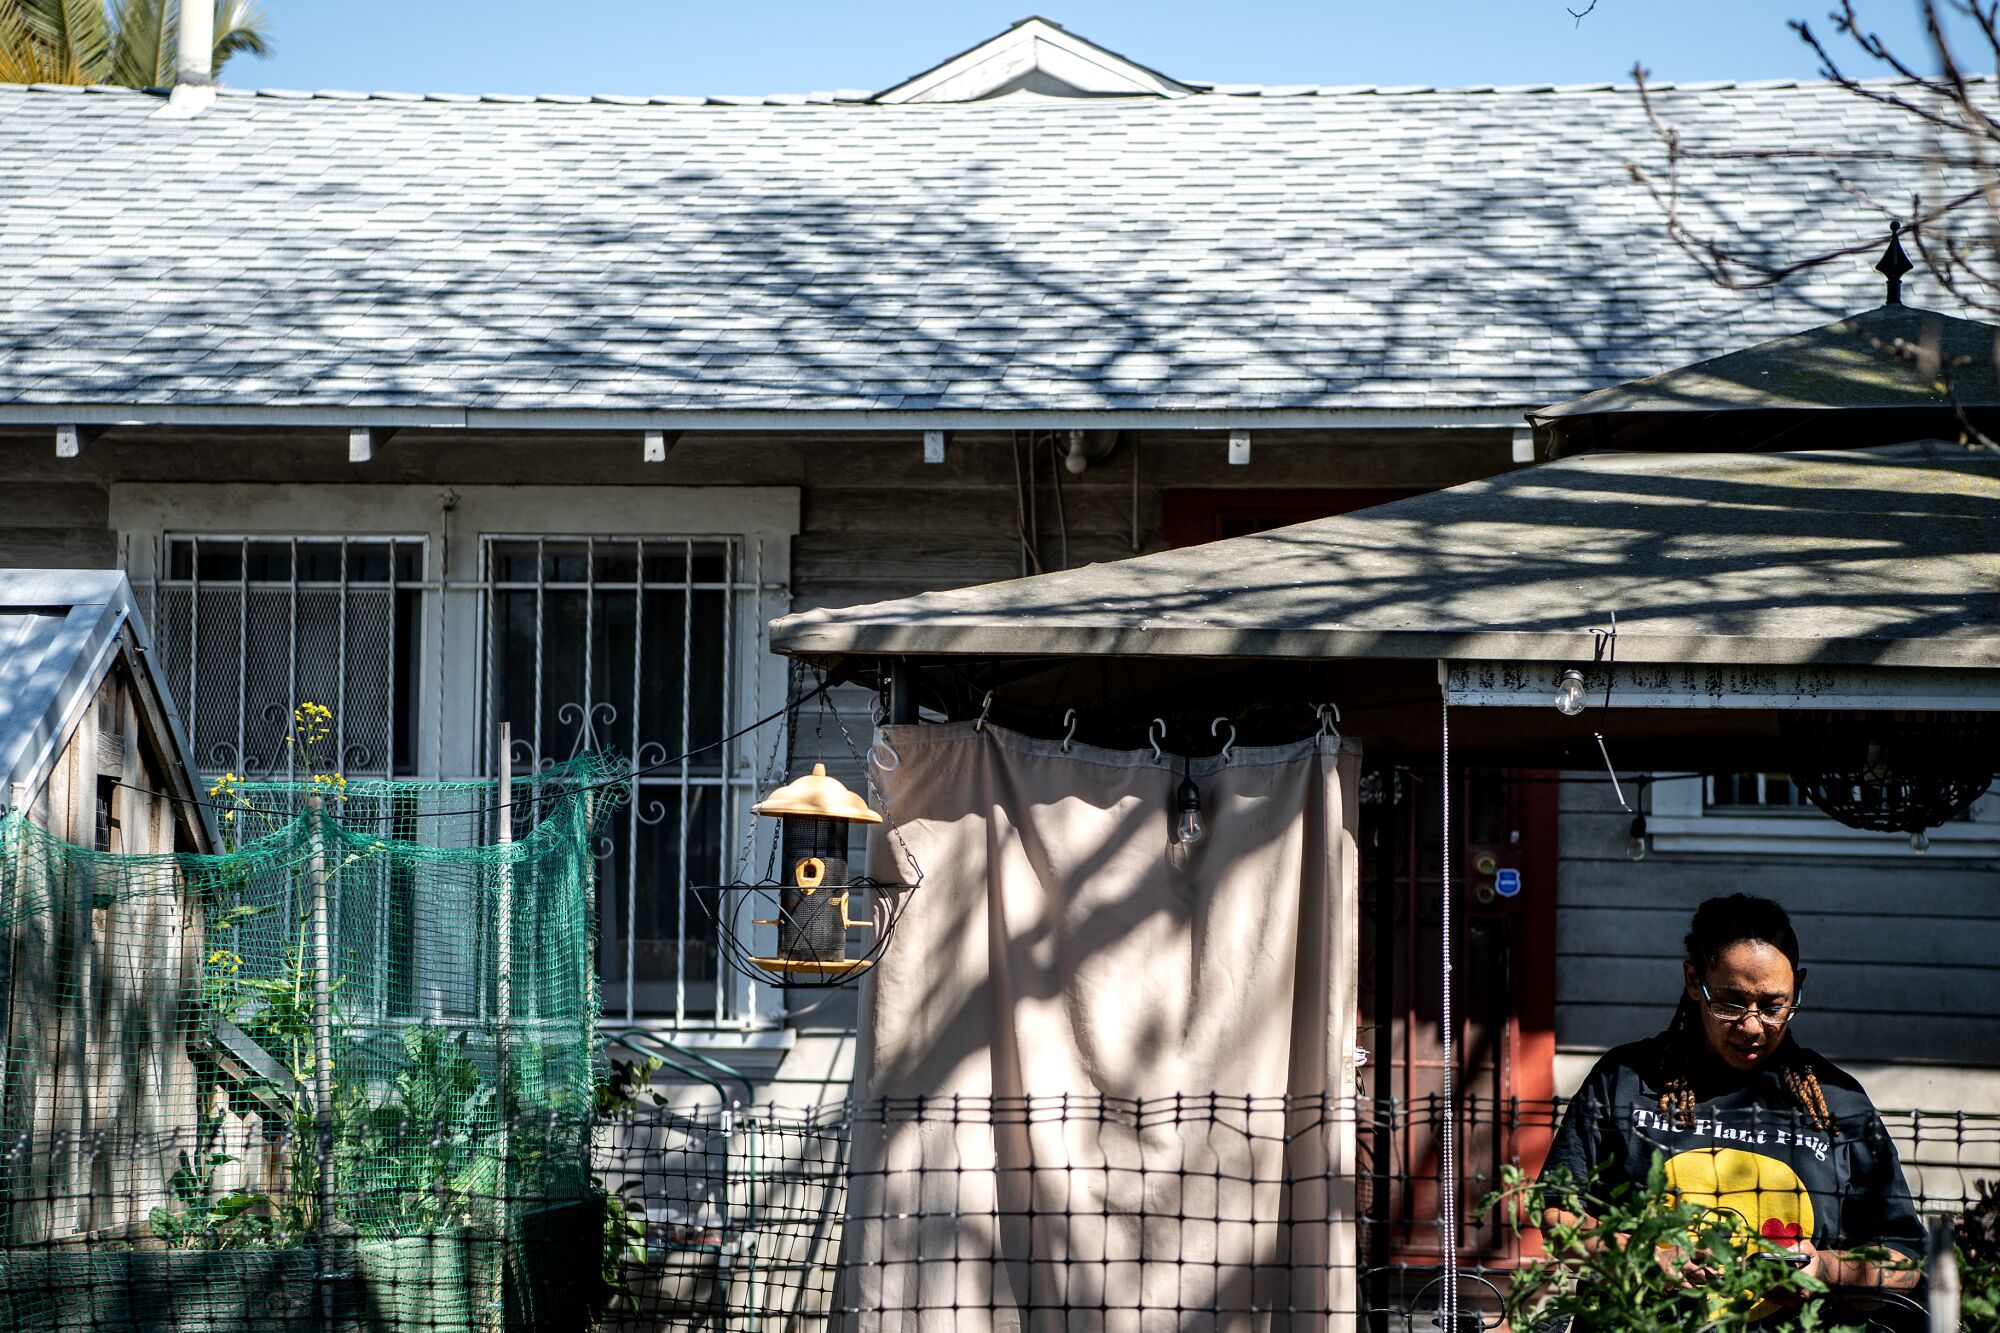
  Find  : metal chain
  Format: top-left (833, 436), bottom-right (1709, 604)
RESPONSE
top-left (1440, 694), bottom-right (1457, 1328)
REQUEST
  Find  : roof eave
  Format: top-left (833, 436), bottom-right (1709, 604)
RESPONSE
top-left (0, 403), bottom-right (1530, 431)
top-left (769, 620), bottom-right (2000, 672)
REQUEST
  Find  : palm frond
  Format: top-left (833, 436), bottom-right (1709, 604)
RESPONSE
top-left (17, 0), bottom-right (110, 81)
top-left (0, 0), bottom-right (58, 83)
top-left (209, 0), bottom-right (269, 75)
top-left (0, 0), bottom-right (82, 83)
top-left (108, 0), bottom-right (170, 88)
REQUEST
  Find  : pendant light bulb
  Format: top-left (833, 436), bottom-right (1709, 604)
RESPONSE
top-left (1626, 813), bottom-right (1648, 862)
top-left (1173, 755), bottom-right (1206, 849)
top-left (1555, 669), bottom-right (1588, 717)
top-left (1168, 740), bottom-right (1200, 844)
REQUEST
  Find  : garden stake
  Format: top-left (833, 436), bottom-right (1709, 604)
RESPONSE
top-left (307, 794), bottom-right (338, 1330)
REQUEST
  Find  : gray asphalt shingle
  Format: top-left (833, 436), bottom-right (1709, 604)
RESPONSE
top-left (0, 78), bottom-right (1976, 415)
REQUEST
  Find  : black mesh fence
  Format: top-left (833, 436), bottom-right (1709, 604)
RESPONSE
top-left (587, 1094), bottom-right (1997, 1333)
top-left (2, 1094), bottom-right (1993, 1330)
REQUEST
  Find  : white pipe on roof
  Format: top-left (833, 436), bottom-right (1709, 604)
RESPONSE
top-left (176, 0), bottom-right (215, 87)
top-left (157, 0), bottom-right (216, 118)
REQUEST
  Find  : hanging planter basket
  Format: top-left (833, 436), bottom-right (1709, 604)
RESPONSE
top-left (1782, 710), bottom-right (1994, 835)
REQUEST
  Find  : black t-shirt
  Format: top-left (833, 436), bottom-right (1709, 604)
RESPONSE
top-left (1543, 1035), bottom-right (1924, 1259)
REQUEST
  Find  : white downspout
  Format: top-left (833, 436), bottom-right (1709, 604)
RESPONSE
top-left (156, 0), bottom-right (215, 117)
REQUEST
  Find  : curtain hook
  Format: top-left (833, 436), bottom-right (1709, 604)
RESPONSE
top-left (1211, 717), bottom-right (1236, 765)
top-left (974, 691), bottom-right (994, 733)
top-left (1148, 718), bottom-right (1167, 762)
top-left (1315, 703), bottom-right (1341, 737)
top-left (1062, 708), bottom-right (1078, 753)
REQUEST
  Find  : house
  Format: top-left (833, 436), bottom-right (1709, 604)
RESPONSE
top-left (0, 568), bottom-right (212, 1243)
top-left (0, 18), bottom-right (1993, 1135)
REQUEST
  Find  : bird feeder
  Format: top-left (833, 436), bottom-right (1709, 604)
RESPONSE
top-left (748, 763), bottom-right (883, 979)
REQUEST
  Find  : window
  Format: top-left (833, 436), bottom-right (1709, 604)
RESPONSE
top-left (116, 485), bottom-right (798, 1028)
top-left (149, 536), bottom-right (426, 778)
top-left (482, 536), bottom-right (754, 1020)
top-left (1703, 772), bottom-right (1810, 810)
top-left (1648, 772), bottom-right (2000, 857)
top-left (93, 774), bottom-right (118, 853)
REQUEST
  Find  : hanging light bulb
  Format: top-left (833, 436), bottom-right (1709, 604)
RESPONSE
top-left (1172, 754), bottom-right (1206, 849)
top-left (1910, 829), bottom-right (1930, 854)
top-left (1554, 669), bottom-right (1588, 717)
top-left (1627, 813), bottom-right (1648, 862)
top-left (1174, 776), bottom-right (1206, 847)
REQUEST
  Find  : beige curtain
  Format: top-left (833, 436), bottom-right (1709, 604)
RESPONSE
top-left (842, 722), bottom-right (1361, 1333)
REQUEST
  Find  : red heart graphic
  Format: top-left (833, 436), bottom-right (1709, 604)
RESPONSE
top-left (1761, 1218), bottom-right (1803, 1246)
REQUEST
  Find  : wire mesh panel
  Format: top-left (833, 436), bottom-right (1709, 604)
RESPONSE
top-left (0, 762), bottom-right (603, 1332)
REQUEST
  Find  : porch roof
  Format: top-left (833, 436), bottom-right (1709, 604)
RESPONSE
top-left (769, 442), bottom-right (2000, 671)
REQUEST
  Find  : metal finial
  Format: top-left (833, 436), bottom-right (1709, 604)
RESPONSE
top-left (1876, 221), bottom-right (1914, 305)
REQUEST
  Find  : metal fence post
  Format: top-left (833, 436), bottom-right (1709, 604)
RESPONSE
top-left (495, 722), bottom-right (515, 1326)
top-left (307, 794), bottom-right (338, 1329)
top-left (1930, 1213), bottom-right (1960, 1333)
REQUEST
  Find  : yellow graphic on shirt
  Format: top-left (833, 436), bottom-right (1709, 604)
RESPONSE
top-left (1663, 1147), bottom-right (1815, 1249)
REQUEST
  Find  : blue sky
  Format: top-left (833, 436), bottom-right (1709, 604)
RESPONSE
top-left (232, 2), bottom-right (1974, 98)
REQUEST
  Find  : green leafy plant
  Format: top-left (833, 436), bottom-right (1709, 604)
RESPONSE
top-left (147, 1145), bottom-right (275, 1250)
top-left (1486, 1156), bottom-right (1865, 1333)
top-left (342, 1023), bottom-right (500, 1235)
top-left (192, 702), bottom-right (369, 1243)
top-left (1957, 1178), bottom-right (2000, 1326)
top-left (590, 1054), bottom-right (668, 1317)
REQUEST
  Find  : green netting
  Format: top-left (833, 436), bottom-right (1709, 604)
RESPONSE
top-left (0, 757), bottom-right (610, 1331)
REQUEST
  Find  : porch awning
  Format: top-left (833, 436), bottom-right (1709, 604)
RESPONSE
top-left (769, 442), bottom-right (2000, 671)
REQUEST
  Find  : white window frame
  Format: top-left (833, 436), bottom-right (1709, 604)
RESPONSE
top-left (1648, 774), bottom-right (2000, 858)
top-left (111, 482), bottom-right (799, 1029)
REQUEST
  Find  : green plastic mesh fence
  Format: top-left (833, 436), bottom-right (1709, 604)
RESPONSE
top-left (0, 758), bottom-right (608, 1332)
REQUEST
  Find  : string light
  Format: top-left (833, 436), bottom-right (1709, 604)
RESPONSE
top-left (1172, 753), bottom-right (1206, 850)
top-left (1555, 668), bottom-right (1588, 716)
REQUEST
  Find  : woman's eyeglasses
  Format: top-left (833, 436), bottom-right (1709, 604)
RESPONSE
top-left (1700, 982), bottom-right (1802, 1024)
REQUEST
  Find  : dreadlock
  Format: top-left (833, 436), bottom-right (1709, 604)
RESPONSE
top-left (1656, 894), bottom-right (1836, 1135)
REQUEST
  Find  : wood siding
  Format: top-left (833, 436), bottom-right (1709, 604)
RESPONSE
top-left (6, 659), bottom-right (202, 1244)
top-left (1557, 773), bottom-right (2000, 1072)
top-left (0, 424), bottom-right (1516, 602)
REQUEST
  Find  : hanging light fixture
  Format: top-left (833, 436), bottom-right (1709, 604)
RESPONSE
top-left (1173, 753), bottom-right (1206, 850)
top-left (1554, 669), bottom-right (1588, 717)
top-left (1783, 710), bottom-right (1994, 850)
top-left (747, 763), bottom-right (883, 979)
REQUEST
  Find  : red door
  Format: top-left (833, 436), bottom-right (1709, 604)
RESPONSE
top-left (1365, 765), bottom-right (1558, 1270)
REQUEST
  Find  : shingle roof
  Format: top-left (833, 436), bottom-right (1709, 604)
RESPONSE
top-left (0, 77), bottom-right (1979, 420)
top-left (0, 570), bottom-right (208, 835)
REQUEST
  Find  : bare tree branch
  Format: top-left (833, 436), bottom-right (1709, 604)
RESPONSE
top-left (1631, 5), bottom-right (2000, 452)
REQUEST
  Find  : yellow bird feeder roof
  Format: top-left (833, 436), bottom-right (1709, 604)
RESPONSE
top-left (752, 763), bottom-right (883, 824)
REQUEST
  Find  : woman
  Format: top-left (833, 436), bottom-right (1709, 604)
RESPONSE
top-left (1541, 894), bottom-right (1925, 1303)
